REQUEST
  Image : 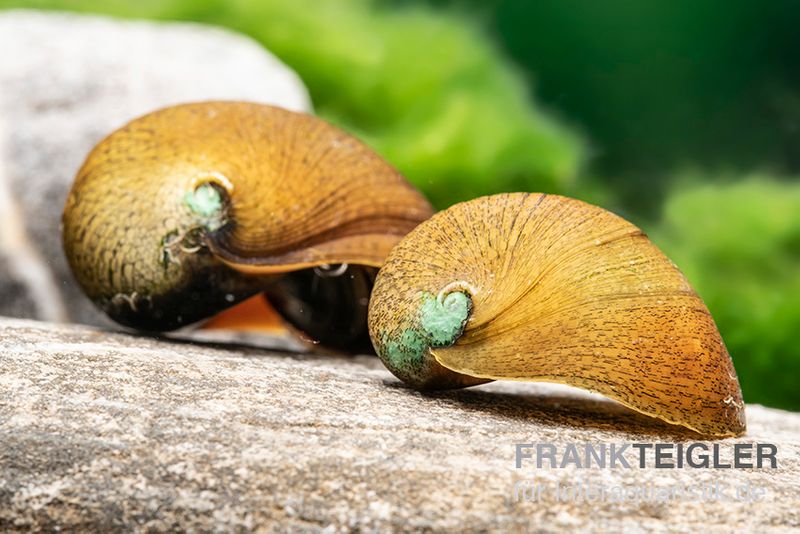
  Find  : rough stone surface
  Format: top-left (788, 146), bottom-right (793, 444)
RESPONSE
top-left (0, 9), bottom-right (310, 326)
top-left (0, 317), bottom-right (797, 532)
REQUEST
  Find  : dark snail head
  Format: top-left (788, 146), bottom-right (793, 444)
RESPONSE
top-left (62, 101), bottom-right (433, 349)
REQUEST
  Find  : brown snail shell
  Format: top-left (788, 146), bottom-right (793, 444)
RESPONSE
top-left (62, 101), bottom-right (433, 351)
top-left (368, 193), bottom-right (746, 437)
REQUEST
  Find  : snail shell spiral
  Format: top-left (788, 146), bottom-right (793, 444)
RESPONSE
top-left (368, 193), bottom-right (746, 437)
top-left (63, 101), bottom-right (433, 350)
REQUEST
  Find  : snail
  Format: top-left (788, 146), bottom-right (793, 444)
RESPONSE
top-left (62, 101), bottom-right (433, 351)
top-left (368, 193), bottom-right (746, 437)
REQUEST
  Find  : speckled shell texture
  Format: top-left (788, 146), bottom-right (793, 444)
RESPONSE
top-left (369, 193), bottom-right (746, 437)
top-left (62, 102), bottom-right (433, 318)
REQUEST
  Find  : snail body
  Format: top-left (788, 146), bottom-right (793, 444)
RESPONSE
top-left (368, 193), bottom-right (746, 437)
top-left (63, 101), bottom-right (433, 350)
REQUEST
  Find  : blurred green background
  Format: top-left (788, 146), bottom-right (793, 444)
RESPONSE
top-left (3, 0), bottom-right (798, 410)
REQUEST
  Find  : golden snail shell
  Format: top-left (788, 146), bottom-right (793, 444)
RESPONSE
top-left (368, 193), bottom-right (746, 436)
top-left (63, 101), bottom-right (433, 351)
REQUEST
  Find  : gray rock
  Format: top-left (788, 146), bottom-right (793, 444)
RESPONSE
top-left (1, 317), bottom-right (798, 532)
top-left (0, 256), bottom-right (37, 318)
top-left (0, 9), bottom-right (310, 326)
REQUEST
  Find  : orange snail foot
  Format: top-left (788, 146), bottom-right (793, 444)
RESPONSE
top-left (201, 294), bottom-right (285, 334)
